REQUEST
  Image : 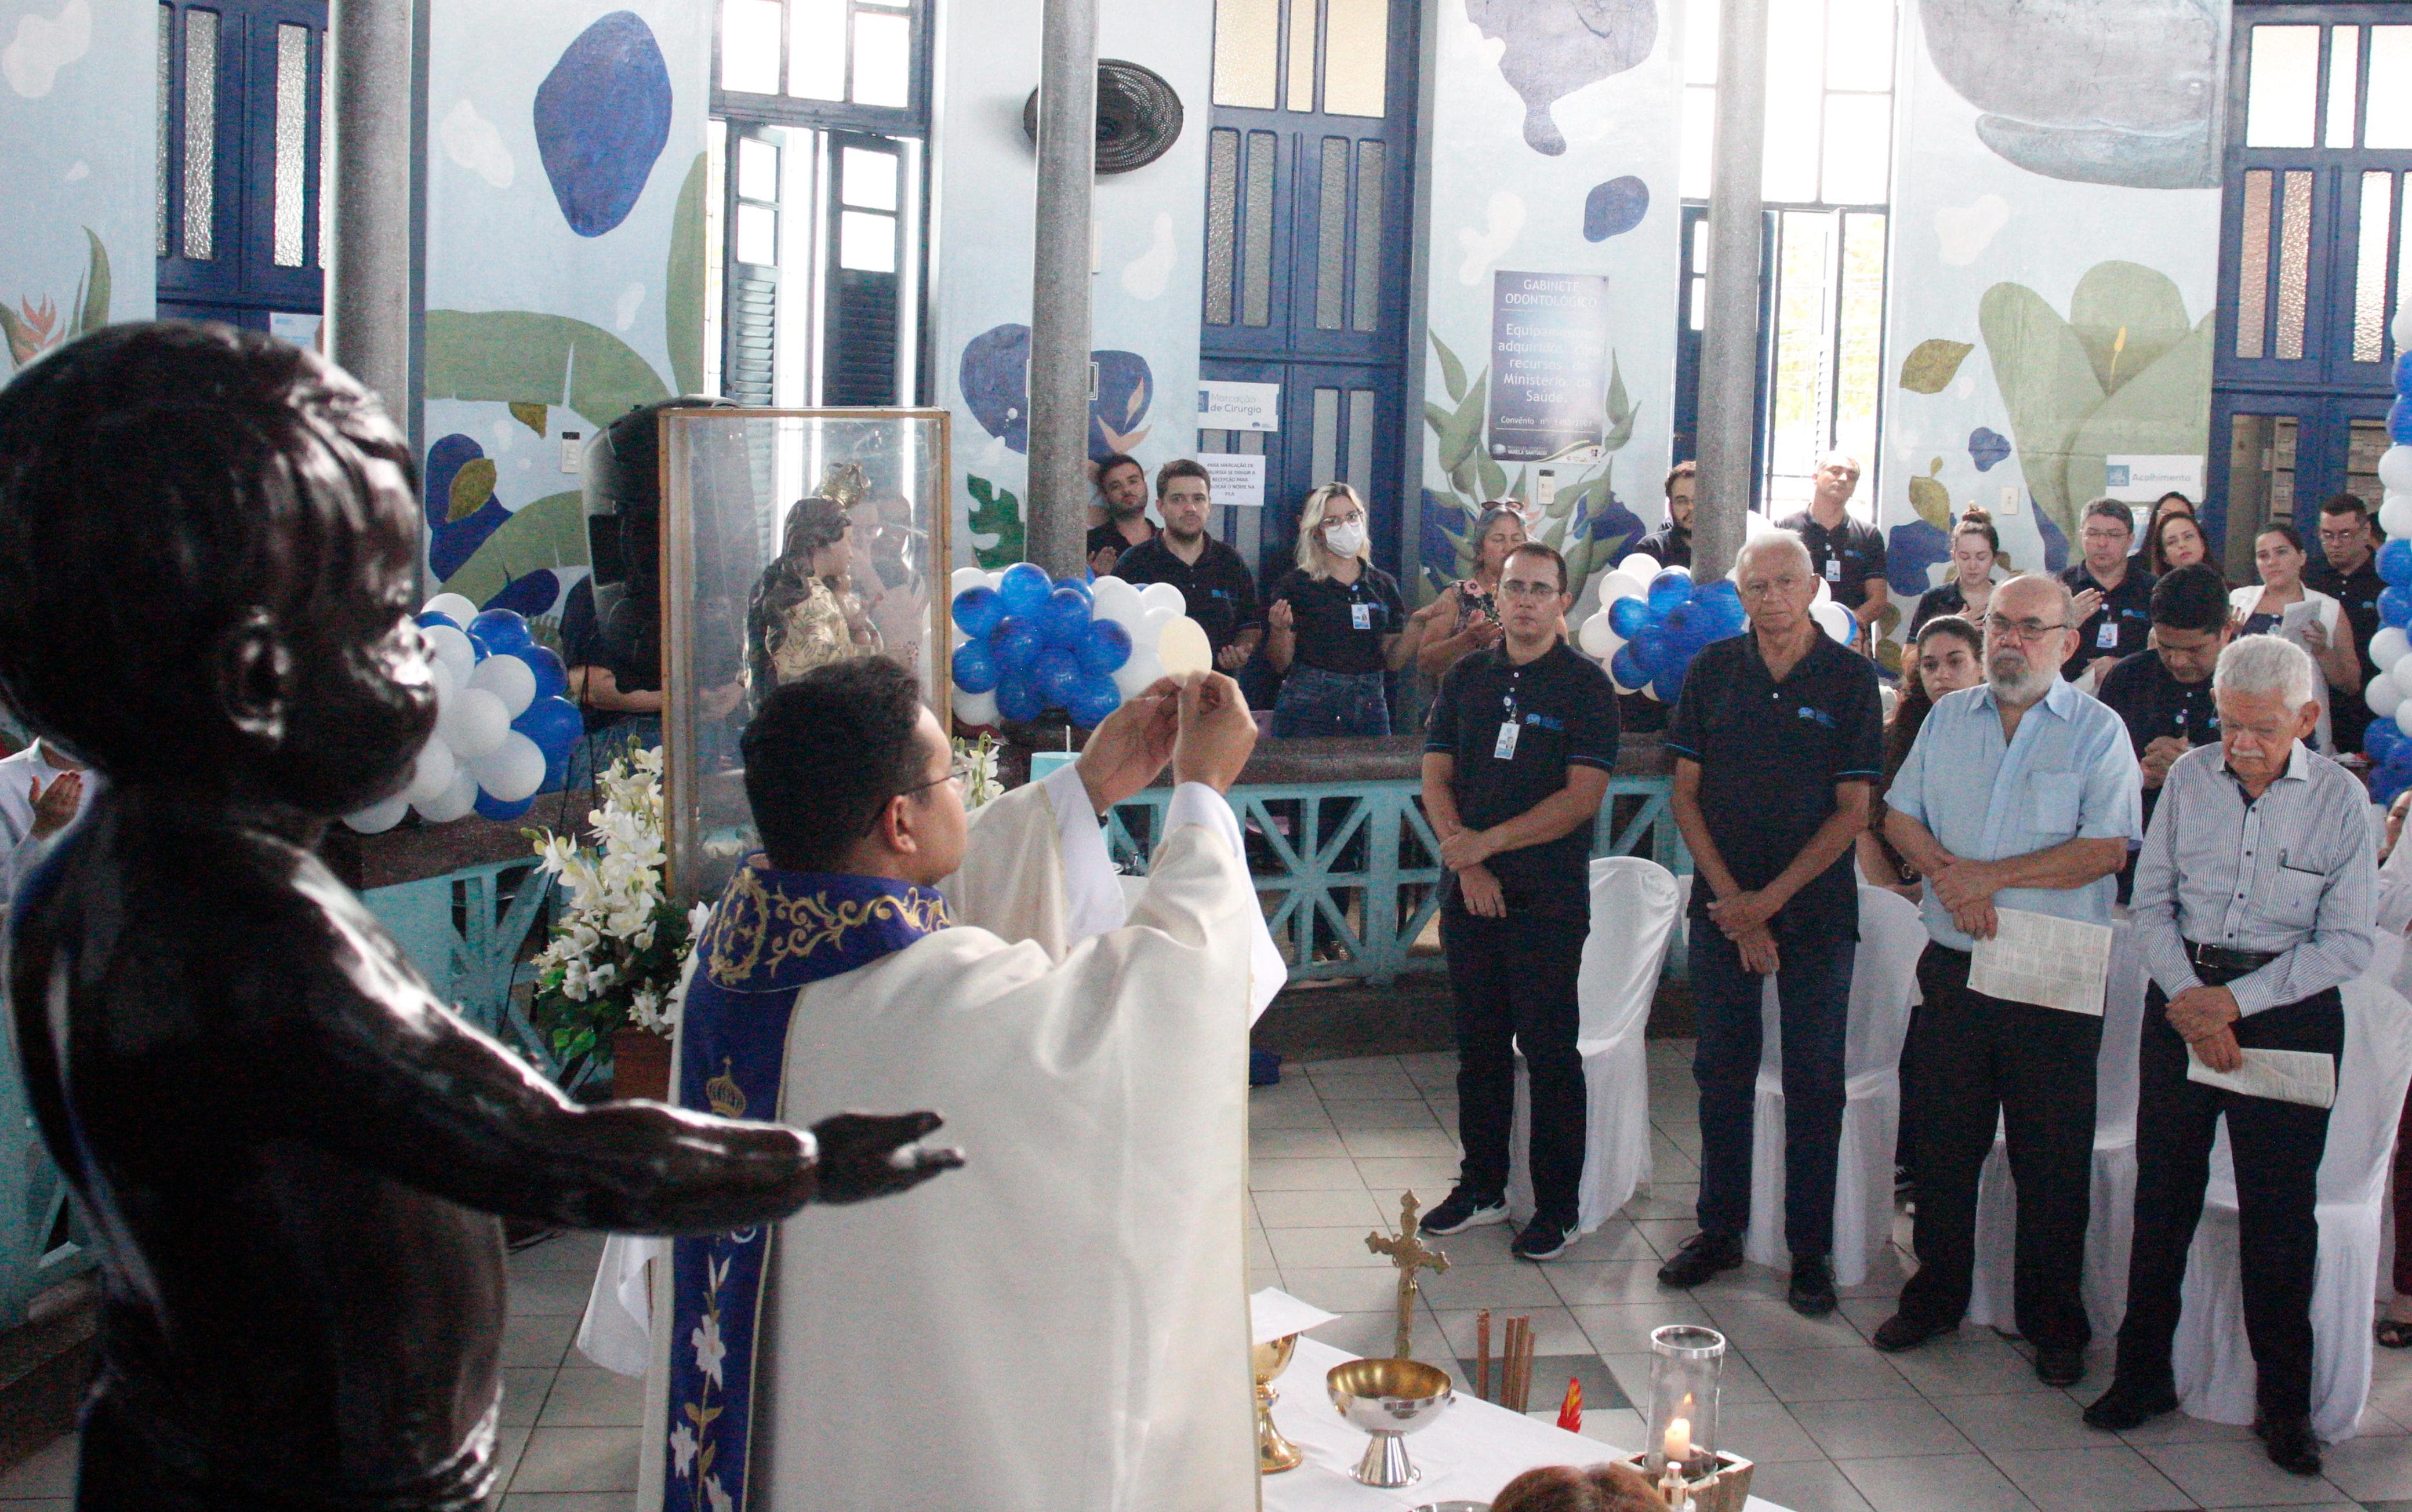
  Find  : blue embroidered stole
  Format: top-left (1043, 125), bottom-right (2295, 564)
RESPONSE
top-left (662, 859), bottom-right (948, 1512)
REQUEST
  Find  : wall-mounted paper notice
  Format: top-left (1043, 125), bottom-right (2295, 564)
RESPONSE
top-left (1968, 908), bottom-right (2114, 1015)
top-left (1199, 452), bottom-right (1266, 509)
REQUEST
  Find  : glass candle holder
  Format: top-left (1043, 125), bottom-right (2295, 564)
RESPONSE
top-left (1645, 1323), bottom-right (1726, 1480)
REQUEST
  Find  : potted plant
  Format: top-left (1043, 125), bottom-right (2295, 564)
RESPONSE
top-left (525, 744), bottom-right (706, 1099)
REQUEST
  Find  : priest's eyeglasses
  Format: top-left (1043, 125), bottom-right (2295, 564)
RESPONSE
top-left (897, 759), bottom-right (975, 799)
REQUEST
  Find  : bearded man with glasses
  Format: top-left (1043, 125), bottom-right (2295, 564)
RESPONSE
top-left (1866, 574), bottom-right (2142, 1389)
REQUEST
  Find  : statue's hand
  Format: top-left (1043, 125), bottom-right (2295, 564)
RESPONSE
top-left (808, 1111), bottom-right (965, 1204)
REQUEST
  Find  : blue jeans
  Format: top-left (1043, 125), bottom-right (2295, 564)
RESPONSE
top-left (1272, 667), bottom-right (1390, 738)
top-left (1688, 915), bottom-right (1857, 1260)
top-left (566, 715), bottom-right (663, 790)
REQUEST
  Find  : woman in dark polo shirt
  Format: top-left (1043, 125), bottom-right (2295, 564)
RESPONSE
top-left (1265, 483), bottom-right (1439, 736)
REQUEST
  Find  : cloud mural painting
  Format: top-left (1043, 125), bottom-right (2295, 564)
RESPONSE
top-left (1463, 0), bottom-right (1658, 157)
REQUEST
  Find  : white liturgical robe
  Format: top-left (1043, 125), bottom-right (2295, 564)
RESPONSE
top-left (607, 764), bottom-right (1281, 1511)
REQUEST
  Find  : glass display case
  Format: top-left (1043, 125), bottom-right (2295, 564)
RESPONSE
top-left (659, 408), bottom-right (951, 898)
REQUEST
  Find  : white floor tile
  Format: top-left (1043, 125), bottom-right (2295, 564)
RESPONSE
top-left (1350, 1157), bottom-right (1463, 1190)
top-left (2316, 1426), bottom-right (2412, 1500)
top-left (2138, 1440), bottom-right (2345, 1506)
top-left (1338, 1126), bottom-right (1460, 1159)
top-left (1745, 1458), bottom-right (1880, 1512)
top-left (1430, 1304), bottom-right (1593, 1358)
top-left (0, 1437), bottom-right (75, 1498)
top-left (1297, 1307), bottom-right (1454, 1368)
top-left (501, 1495), bottom-right (641, 1511)
top-left (507, 1427), bottom-right (639, 1494)
top-left (500, 1312), bottom-right (580, 1369)
top-left (1249, 1157), bottom-right (1367, 1191)
top-left (1837, 1452), bottom-right (2039, 1512)
top-left (536, 1367), bottom-right (646, 1429)
top-left (1790, 1396), bottom-right (1975, 1459)
top-left (1252, 1186), bottom-right (1386, 1228)
top-left (1249, 1099), bottom-right (1341, 1130)
top-left (1877, 1337), bottom-right (2040, 1398)
top-left (1418, 1262), bottom-right (1563, 1310)
top-left (506, 1231), bottom-right (608, 1274)
top-left (505, 1270), bottom-right (597, 1319)
top-left (1745, 1347), bottom-right (1919, 1404)
top-left (1540, 1259), bottom-right (1677, 1307)
top-left (1698, 1293), bottom-right (1869, 1352)
top-left (1281, 1266), bottom-right (1412, 1313)
top-left (1932, 1389), bottom-right (2099, 1453)
top-left (1268, 1226), bottom-right (1393, 1270)
top-left (499, 1366), bottom-right (557, 1428)
top-left (1568, 1300), bottom-right (1714, 1355)
top-left (1306, 1072), bottom-right (1421, 1101)
top-left (1324, 1099), bottom-right (1444, 1131)
top-left (1713, 1400), bottom-right (1830, 1463)
top-left (1987, 1445), bottom-right (2194, 1512)
top-left (1251, 1126), bottom-right (1351, 1158)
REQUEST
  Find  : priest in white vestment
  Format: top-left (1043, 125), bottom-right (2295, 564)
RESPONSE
top-left (612, 656), bottom-right (1280, 1512)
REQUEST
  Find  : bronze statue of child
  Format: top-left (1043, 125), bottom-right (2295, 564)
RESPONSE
top-left (0, 322), bottom-right (960, 1510)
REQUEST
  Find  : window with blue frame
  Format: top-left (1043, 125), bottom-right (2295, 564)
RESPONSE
top-left (155, 0), bottom-right (327, 336)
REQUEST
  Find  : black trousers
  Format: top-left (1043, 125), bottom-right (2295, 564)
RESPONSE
top-left (2115, 977), bottom-right (2341, 1422)
top-left (1442, 904), bottom-right (1589, 1222)
top-left (1896, 943), bottom-right (2103, 1351)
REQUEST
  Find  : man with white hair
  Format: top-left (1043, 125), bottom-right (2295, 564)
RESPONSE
top-left (1658, 532), bottom-right (1883, 1316)
top-left (1777, 452), bottom-right (1888, 653)
top-left (2085, 635), bottom-right (2374, 1476)
top-left (1870, 573), bottom-right (2141, 1387)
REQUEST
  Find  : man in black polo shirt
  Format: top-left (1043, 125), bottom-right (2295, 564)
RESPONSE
top-left (1636, 460), bottom-right (1695, 568)
top-left (1654, 532), bottom-right (1884, 1317)
top-left (2305, 492), bottom-right (2385, 753)
top-left (1085, 452), bottom-right (1156, 575)
top-left (2061, 497), bottom-right (2154, 685)
top-left (2098, 564), bottom-right (2231, 833)
top-left (1110, 458), bottom-right (1262, 670)
top-left (1417, 541), bottom-right (1619, 1262)
top-left (1776, 452), bottom-right (1887, 653)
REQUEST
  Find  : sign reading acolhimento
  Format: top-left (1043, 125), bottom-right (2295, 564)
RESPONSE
top-left (1486, 271), bottom-right (1612, 462)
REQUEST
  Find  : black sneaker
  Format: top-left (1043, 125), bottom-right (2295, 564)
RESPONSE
top-left (1420, 1188), bottom-right (1508, 1235)
top-left (1655, 1231), bottom-right (1744, 1289)
top-left (1510, 1215), bottom-right (1579, 1262)
top-left (1787, 1255), bottom-right (1837, 1317)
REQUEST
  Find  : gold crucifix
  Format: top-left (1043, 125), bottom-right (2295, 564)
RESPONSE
top-left (1365, 1190), bottom-right (1450, 1360)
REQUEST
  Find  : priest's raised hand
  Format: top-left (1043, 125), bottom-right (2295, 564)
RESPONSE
top-left (0, 324), bottom-right (940, 1512)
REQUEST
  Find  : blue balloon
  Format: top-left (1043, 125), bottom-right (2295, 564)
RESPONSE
top-left (468, 608), bottom-right (533, 656)
top-left (512, 695), bottom-right (584, 761)
top-left (1697, 578), bottom-right (1742, 612)
top-left (1041, 587), bottom-right (1095, 648)
top-left (1647, 568), bottom-right (1692, 615)
top-left (951, 639), bottom-right (1001, 693)
top-left (1611, 644), bottom-right (1649, 689)
top-left (1067, 675), bottom-right (1123, 729)
top-left (2372, 719), bottom-right (2404, 757)
top-left (1654, 664), bottom-right (1687, 706)
top-left (1053, 575), bottom-right (1094, 604)
top-left (1662, 602), bottom-right (1699, 650)
top-left (2384, 587), bottom-right (2412, 630)
top-left (539, 749), bottom-right (570, 796)
top-left (998, 562), bottom-right (1054, 617)
top-left (1608, 595), bottom-right (1652, 639)
top-left (2382, 539), bottom-right (2412, 587)
top-left (1078, 617), bottom-right (1134, 676)
top-left (2387, 739), bottom-right (2412, 776)
top-left (952, 585), bottom-right (1008, 638)
top-left (991, 616), bottom-right (1042, 673)
top-left (2397, 350), bottom-right (2412, 398)
top-left (474, 790), bottom-right (535, 822)
top-left (1032, 646), bottom-right (1083, 705)
top-left (1633, 629), bottom-right (1670, 681)
top-left (994, 677), bottom-right (1042, 722)
top-left (513, 644), bottom-right (571, 703)
top-left (2392, 397), bottom-right (2412, 446)
top-left (416, 610), bottom-right (462, 633)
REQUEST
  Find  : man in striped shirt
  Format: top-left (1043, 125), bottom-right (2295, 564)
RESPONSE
top-left (2084, 635), bottom-right (2375, 1476)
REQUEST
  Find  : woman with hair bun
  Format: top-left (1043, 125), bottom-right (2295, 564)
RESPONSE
top-left (1907, 508), bottom-right (2000, 637)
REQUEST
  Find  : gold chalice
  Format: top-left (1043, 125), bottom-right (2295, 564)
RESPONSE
top-left (1252, 1333), bottom-right (1305, 1473)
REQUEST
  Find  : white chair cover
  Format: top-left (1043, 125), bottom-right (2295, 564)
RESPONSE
top-left (1742, 886), bottom-right (1925, 1285)
top-left (1506, 856), bottom-right (1681, 1233)
top-left (1966, 921), bottom-right (2148, 1338)
top-left (2170, 935), bottom-right (2412, 1443)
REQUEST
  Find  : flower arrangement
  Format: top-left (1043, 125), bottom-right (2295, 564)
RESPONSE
top-left (526, 744), bottom-right (709, 1089)
top-left (952, 730), bottom-right (1004, 810)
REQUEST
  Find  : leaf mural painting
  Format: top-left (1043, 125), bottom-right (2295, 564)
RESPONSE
top-left (965, 475), bottom-right (1025, 569)
top-left (1899, 339), bottom-right (1973, 394)
top-left (1, 227), bottom-right (110, 371)
top-left (424, 310), bottom-right (672, 432)
top-left (1977, 260), bottom-right (2211, 538)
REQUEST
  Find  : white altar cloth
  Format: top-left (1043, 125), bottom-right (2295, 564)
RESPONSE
top-left (1263, 1337), bottom-right (1791, 1511)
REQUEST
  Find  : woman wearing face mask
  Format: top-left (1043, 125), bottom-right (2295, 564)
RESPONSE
top-left (1265, 482), bottom-right (1437, 737)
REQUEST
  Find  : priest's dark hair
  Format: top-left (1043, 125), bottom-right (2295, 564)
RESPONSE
top-left (743, 656), bottom-right (932, 871)
top-left (2150, 562), bottom-right (2231, 635)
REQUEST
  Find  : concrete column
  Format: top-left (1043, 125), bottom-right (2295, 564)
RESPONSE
top-left (325, 0), bottom-right (416, 424)
top-left (1690, 0), bottom-right (1768, 583)
top-left (1024, 0), bottom-right (1098, 579)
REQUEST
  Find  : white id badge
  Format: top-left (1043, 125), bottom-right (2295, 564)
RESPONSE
top-left (1493, 721), bottom-right (1520, 760)
top-left (1351, 601), bottom-right (1373, 630)
top-left (2096, 619), bottom-right (2119, 649)
top-left (1823, 557), bottom-right (1842, 582)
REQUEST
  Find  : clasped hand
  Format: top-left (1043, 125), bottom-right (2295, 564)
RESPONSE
top-left (2166, 983), bottom-right (2244, 1073)
top-left (1928, 855), bottom-right (2000, 941)
top-left (1438, 827), bottom-right (1500, 871)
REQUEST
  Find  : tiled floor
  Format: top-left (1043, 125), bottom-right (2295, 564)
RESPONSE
top-left (14, 1041), bottom-right (2412, 1511)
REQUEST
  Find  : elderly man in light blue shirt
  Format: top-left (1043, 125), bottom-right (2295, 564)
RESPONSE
top-left (1870, 573), bottom-right (2142, 1389)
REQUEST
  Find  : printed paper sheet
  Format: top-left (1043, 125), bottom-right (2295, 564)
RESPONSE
top-left (2186, 1047), bottom-right (2338, 1108)
top-left (1968, 907), bottom-right (2115, 1016)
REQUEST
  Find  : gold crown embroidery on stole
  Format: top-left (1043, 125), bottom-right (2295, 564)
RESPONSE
top-left (705, 1059), bottom-right (747, 1119)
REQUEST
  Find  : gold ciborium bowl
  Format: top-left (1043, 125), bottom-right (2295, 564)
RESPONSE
top-left (1252, 1333), bottom-right (1305, 1473)
top-left (1328, 1357), bottom-right (1454, 1488)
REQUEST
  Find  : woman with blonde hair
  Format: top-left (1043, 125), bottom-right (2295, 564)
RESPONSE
top-left (1908, 508), bottom-right (2001, 635)
top-left (1265, 482), bottom-right (1437, 736)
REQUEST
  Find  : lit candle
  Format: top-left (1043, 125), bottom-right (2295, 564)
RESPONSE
top-left (1663, 1415), bottom-right (1691, 1466)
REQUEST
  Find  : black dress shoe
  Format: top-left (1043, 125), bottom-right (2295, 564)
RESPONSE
top-left (2083, 1380), bottom-right (2178, 1431)
top-left (1656, 1231), bottom-right (1743, 1288)
top-left (2034, 1347), bottom-right (2086, 1388)
top-left (1788, 1255), bottom-right (1837, 1317)
top-left (1870, 1312), bottom-right (1956, 1353)
top-left (2255, 1415), bottom-right (2323, 1476)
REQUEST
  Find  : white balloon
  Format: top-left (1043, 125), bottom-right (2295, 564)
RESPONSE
top-left (1136, 605), bottom-right (1181, 648)
top-left (950, 566), bottom-right (987, 597)
top-left (422, 592), bottom-right (478, 625)
top-left (1089, 575), bottom-right (1143, 626)
top-left (467, 654), bottom-right (536, 719)
top-left (416, 770), bottom-right (480, 823)
top-left (2382, 446), bottom-right (2412, 496)
top-left (2398, 703), bottom-right (2412, 742)
top-left (1743, 510), bottom-right (1777, 539)
top-left (1136, 581), bottom-right (1188, 616)
top-left (985, 569), bottom-right (1008, 589)
top-left (1812, 601), bottom-right (1854, 642)
top-left (1615, 552), bottom-right (1662, 579)
top-left (1812, 577), bottom-right (1833, 606)
top-left (343, 794), bottom-right (411, 834)
top-left (471, 732), bottom-right (546, 803)
top-left (444, 687), bottom-right (511, 759)
top-left (403, 739), bottom-right (458, 805)
top-left (1576, 610), bottom-right (1622, 659)
top-left (1596, 571), bottom-right (1648, 605)
top-left (1111, 649), bottom-right (1165, 697)
top-left (2394, 304), bottom-right (2412, 351)
top-left (422, 624), bottom-right (477, 685)
top-left (2385, 495), bottom-right (2412, 540)
top-left (427, 655), bottom-right (458, 715)
top-left (2375, 627), bottom-right (2412, 673)
top-left (952, 689), bottom-right (1000, 726)
top-left (2370, 673), bottom-right (2406, 719)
